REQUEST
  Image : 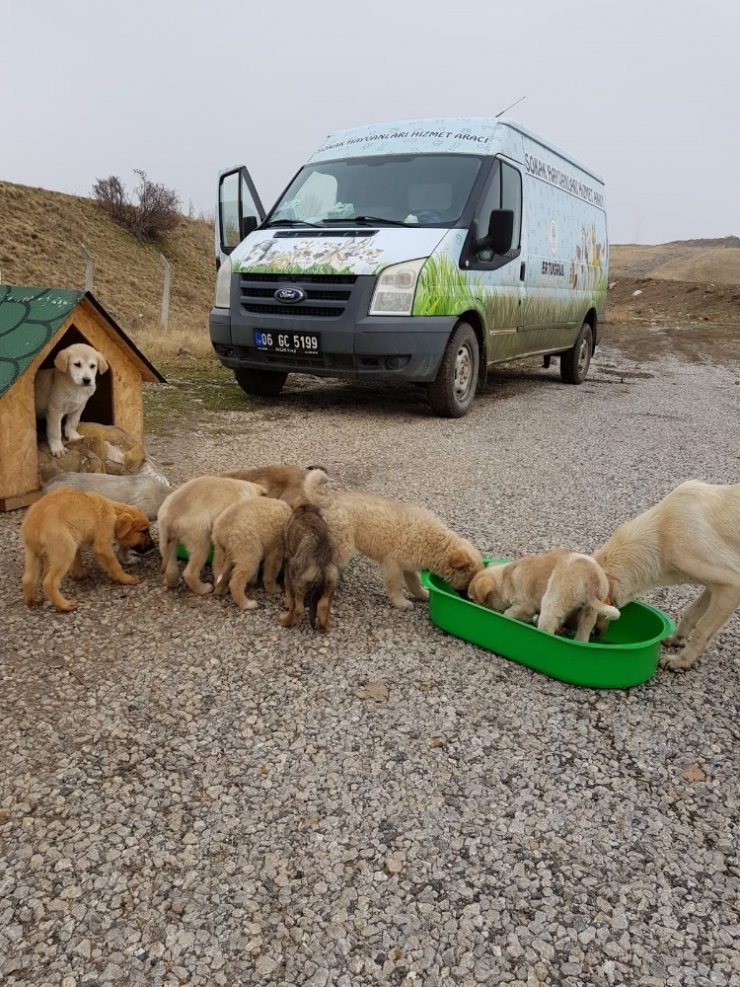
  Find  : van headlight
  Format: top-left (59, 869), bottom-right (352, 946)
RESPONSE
top-left (214, 257), bottom-right (233, 309)
top-left (369, 258), bottom-right (426, 316)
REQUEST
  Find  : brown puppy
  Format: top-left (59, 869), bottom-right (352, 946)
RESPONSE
top-left (157, 476), bottom-right (265, 595)
top-left (220, 465), bottom-right (325, 507)
top-left (322, 490), bottom-right (483, 609)
top-left (212, 498), bottom-right (292, 610)
top-left (280, 470), bottom-right (340, 632)
top-left (468, 551), bottom-right (619, 641)
top-left (21, 487), bottom-right (153, 612)
top-left (594, 480), bottom-right (740, 670)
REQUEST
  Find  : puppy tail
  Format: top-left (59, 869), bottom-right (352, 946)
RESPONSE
top-left (591, 598), bottom-right (621, 620)
top-left (301, 468), bottom-right (330, 508)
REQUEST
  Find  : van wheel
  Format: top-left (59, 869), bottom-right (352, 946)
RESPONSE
top-left (560, 321), bottom-right (593, 384)
top-left (428, 321), bottom-right (479, 418)
top-left (234, 368), bottom-right (288, 397)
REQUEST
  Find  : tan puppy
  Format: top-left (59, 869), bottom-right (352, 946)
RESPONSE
top-left (322, 490), bottom-right (483, 609)
top-left (468, 551), bottom-right (620, 641)
top-left (21, 487), bottom-right (153, 612)
top-left (280, 470), bottom-right (340, 632)
top-left (594, 480), bottom-right (740, 670)
top-left (212, 498), bottom-right (292, 610)
top-left (157, 476), bottom-right (265, 595)
top-left (35, 344), bottom-right (109, 457)
top-left (221, 465), bottom-right (324, 507)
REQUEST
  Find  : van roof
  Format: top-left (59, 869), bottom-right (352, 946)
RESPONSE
top-left (311, 116), bottom-right (604, 186)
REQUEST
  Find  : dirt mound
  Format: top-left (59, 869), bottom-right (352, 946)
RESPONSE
top-left (611, 238), bottom-right (740, 285)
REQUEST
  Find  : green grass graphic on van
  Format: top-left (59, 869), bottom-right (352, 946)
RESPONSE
top-left (413, 254), bottom-right (607, 331)
top-left (413, 255), bottom-right (490, 319)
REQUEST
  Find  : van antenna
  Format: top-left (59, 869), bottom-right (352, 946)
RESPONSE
top-left (495, 95), bottom-right (526, 118)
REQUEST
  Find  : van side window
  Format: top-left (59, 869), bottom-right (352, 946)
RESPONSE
top-left (472, 160), bottom-right (522, 265)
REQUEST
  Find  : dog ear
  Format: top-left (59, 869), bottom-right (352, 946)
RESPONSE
top-left (54, 349), bottom-right (70, 372)
top-left (449, 548), bottom-right (475, 570)
top-left (114, 513), bottom-right (135, 539)
top-left (96, 351), bottom-right (109, 375)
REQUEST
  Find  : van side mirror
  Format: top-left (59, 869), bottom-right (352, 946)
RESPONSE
top-left (478, 209), bottom-right (514, 255)
top-left (241, 215), bottom-right (259, 239)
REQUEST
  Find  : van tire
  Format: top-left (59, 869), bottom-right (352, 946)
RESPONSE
top-left (560, 321), bottom-right (593, 384)
top-left (234, 368), bottom-right (288, 397)
top-left (428, 321), bottom-right (479, 418)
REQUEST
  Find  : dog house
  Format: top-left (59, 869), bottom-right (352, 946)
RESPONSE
top-left (0, 284), bottom-right (165, 510)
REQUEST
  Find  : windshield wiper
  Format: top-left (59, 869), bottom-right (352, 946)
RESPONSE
top-left (262, 218), bottom-right (324, 228)
top-left (322, 215), bottom-right (411, 227)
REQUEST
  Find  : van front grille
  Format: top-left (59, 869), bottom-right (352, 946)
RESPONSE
top-left (239, 272), bottom-right (358, 319)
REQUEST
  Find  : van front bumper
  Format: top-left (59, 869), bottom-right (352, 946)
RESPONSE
top-left (209, 307), bottom-right (456, 383)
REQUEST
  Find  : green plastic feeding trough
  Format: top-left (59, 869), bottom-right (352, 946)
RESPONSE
top-left (422, 560), bottom-right (675, 689)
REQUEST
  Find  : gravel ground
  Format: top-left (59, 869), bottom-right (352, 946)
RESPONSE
top-left (1, 341), bottom-right (739, 987)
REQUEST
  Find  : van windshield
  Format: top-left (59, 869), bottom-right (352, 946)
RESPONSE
top-left (267, 154), bottom-right (483, 227)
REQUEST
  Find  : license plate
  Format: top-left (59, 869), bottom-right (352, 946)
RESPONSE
top-left (254, 331), bottom-right (320, 355)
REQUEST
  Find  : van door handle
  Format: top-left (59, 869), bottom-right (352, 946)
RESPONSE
top-left (520, 262), bottom-right (526, 281)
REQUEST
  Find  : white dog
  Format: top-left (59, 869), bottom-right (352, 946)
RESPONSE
top-left (594, 480), bottom-right (740, 670)
top-left (35, 344), bottom-right (109, 456)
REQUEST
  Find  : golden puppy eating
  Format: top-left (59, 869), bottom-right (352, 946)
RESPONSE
top-left (157, 476), bottom-right (265, 595)
top-left (211, 498), bottom-right (292, 610)
top-left (322, 491), bottom-right (483, 609)
top-left (468, 550), bottom-right (619, 641)
top-left (594, 480), bottom-right (740, 670)
top-left (21, 487), bottom-right (153, 612)
top-left (280, 469), bottom-right (340, 632)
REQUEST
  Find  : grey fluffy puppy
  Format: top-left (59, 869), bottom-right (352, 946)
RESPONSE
top-left (280, 469), bottom-right (340, 633)
top-left (43, 470), bottom-right (172, 521)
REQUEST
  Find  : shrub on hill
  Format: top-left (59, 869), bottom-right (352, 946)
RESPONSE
top-left (93, 170), bottom-right (180, 241)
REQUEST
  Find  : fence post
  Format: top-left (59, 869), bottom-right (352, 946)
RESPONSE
top-left (80, 243), bottom-right (94, 292)
top-left (159, 253), bottom-right (171, 330)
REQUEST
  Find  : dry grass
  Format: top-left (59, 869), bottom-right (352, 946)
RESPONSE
top-left (0, 180), bottom-right (215, 363)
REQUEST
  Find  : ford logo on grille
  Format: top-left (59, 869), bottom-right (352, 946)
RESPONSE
top-left (274, 286), bottom-right (305, 304)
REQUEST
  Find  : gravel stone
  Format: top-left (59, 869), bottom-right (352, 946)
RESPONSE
top-left (1, 349), bottom-right (739, 985)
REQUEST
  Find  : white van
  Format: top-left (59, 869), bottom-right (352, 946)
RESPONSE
top-left (211, 116), bottom-right (608, 417)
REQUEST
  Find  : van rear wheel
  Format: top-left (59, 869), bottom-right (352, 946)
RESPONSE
top-left (428, 321), bottom-right (479, 418)
top-left (560, 321), bottom-right (593, 384)
top-left (234, 368), bottom-right (288, 397)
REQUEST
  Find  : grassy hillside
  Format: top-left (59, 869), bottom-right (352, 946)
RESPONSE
top-left (0, 180), bottom-right (216, 361)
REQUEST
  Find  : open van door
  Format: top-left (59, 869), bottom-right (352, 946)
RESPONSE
top-left (215, 166), bottom-right (265, 269)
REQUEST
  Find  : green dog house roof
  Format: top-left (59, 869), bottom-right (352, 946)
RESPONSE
top-left (0, 284), bottom-right (164, 397)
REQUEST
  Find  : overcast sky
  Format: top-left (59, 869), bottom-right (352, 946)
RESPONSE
top-left (2, 0), bottom-right (738, 245)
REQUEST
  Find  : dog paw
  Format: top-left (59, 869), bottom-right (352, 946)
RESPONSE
top-left (391, 598), bottom-right (414, 611)
top-left (239, 600), bottom-right (259, 611)
top-left (65, 430), bottom-right (84, 442)
top-left (662, 634), bottom-right (685, 649)
top-left (660, 652), bottom-right (696, 672)
top-left (49, 443), bottom-right (66, 457)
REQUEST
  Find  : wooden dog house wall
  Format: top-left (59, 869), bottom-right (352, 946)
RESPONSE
top-left (0, 285), bottom-right (165, 510)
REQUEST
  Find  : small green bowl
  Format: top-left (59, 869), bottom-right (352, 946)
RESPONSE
top-left (422, 559), bottom-right (675, 689)
top-left (176, 544), bottom-right (214, 563)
